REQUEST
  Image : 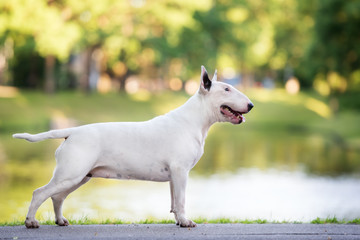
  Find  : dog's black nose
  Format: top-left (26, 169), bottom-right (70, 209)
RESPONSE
top-left (248, 103), bottom-right (254, 112)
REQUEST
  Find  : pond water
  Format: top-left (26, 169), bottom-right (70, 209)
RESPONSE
top-left (58, 169), bottom-right (360, 222)
top-left (1, 167), bottom-right (360, 223)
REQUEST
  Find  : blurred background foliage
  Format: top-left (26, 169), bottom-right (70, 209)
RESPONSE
top-left (0, 0), bottom-right (359, 102)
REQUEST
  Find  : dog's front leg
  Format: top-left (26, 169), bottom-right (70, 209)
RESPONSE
top-left (169, 181), bottom-right (179, 225)
top-left (170, 167), bottom-right (196, 228)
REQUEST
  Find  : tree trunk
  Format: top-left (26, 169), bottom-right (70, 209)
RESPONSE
top-left (119, 74), bottom-right (127, 92)
top-left (79, 49), bottom-right (90, 92)
top-left (79, 46), bottom-right (98, 93)
top-left (44, 55), bottom-right (56, 94)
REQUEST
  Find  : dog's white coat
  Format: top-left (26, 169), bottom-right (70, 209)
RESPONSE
top-left (13, 66), bottom-right (253, 228)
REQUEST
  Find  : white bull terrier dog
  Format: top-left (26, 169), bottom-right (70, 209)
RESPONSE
top-left (13, 66), bottom-right (253, 228)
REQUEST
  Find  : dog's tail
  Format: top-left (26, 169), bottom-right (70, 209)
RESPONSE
top-left (13, 128), bottom-right (73, 142)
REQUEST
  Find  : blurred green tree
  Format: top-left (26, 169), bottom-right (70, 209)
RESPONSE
top-left (0, 0), bottom-right (359, 97)
top-left (297, 0), bottom-right (360, 93)
top-left (0, 0), bottom-right (81, 92)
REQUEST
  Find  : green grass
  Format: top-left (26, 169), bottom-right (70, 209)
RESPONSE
top-left (2, 89), bottom-right (360, 145)
top-left (1, 217), bottom-right (359, 226)
top-left (2, 89), bottom-right (360, 137)
top-left (192, 218), bottom-right (268, 224)
top-left (311, 217), bottom-right (360, 224)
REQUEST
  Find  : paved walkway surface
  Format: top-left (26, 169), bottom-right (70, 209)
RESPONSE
top-left (1, 224), bottom-right (360, 240)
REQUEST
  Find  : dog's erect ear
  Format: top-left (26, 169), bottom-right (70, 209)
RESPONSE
top-left (200, 65), bottom-right (212, 92)
top-left (213, 69), bottom-right (218, 82)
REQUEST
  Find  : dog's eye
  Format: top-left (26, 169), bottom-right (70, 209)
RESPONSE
top-left (224, 88), bottom-right (230, 92)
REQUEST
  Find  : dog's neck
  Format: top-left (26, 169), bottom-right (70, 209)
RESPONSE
top-left (166, 92), bottom-right (217, 142)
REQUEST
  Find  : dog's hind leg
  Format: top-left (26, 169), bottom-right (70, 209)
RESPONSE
top-left (51, 176), bottom-right (91, 226)
top-left (25, 174), bottom-right (87, 228)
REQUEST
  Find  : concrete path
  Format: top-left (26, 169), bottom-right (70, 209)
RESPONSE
top-left (1, 224), bottom-right (360, 240)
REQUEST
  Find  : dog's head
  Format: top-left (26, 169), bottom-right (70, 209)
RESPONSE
top-left (198, 66), bottom-right (253, 124)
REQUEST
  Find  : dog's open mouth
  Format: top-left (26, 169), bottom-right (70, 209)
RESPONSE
top-left (220, 105), bottom-right (246, 124)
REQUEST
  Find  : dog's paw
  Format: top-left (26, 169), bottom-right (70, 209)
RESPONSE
top-left (25, 218), bottom-right (40, 228)
top-left (179, 219), bottom-right (197, 228)
top-left (55, 217), bottom-right (69, 226)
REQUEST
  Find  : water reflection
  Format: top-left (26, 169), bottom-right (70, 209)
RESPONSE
top-left (197, 124), bottom-right (360, 177)
top-left (188, 169), bottom-right (360, 221)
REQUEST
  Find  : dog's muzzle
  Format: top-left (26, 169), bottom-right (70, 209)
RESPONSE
top-left (220, 103), bottom-right (253, 125)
